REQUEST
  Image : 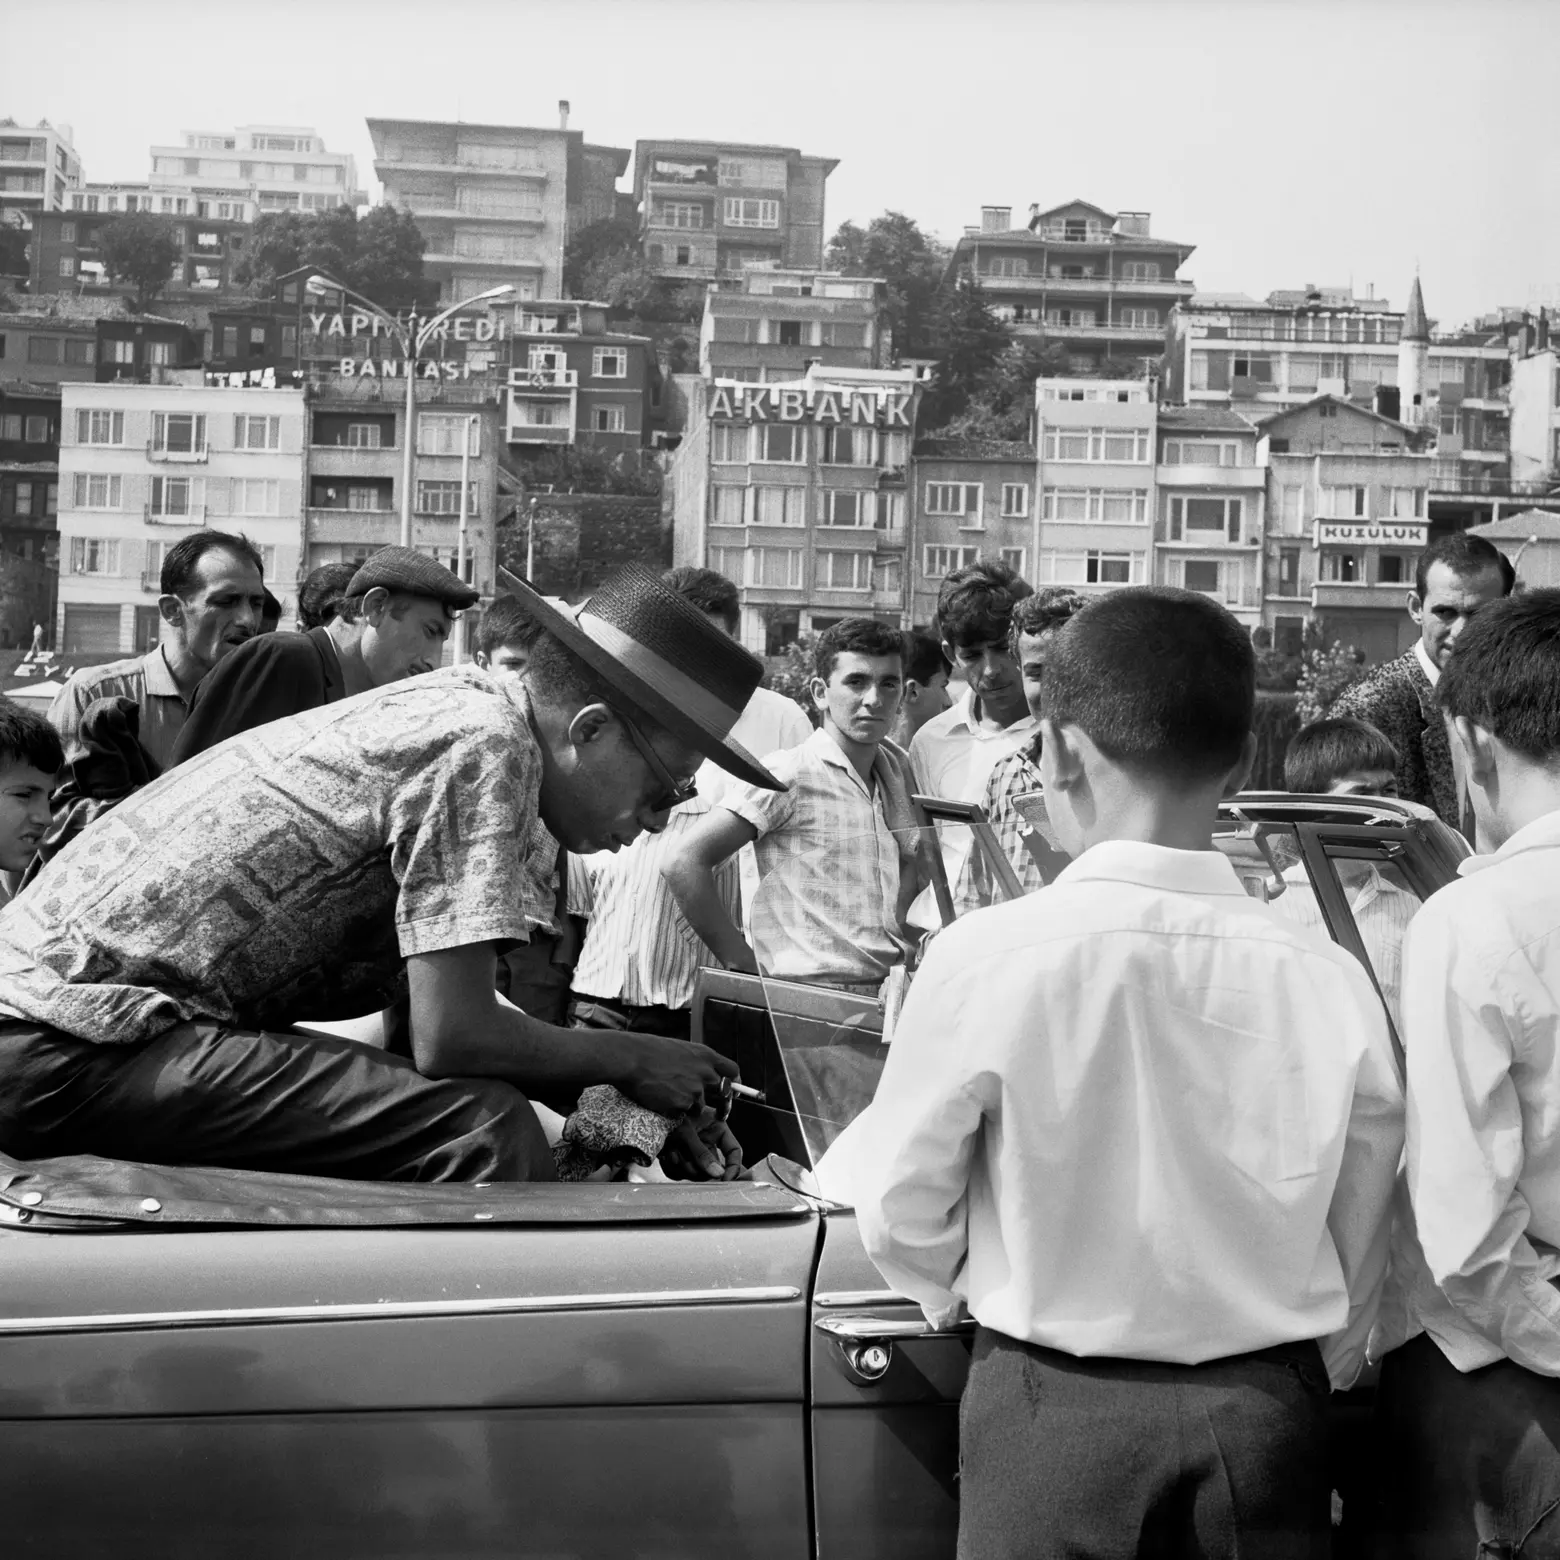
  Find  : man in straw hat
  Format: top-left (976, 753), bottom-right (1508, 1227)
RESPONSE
top-left (0, 565), bottom-right (779, 1183)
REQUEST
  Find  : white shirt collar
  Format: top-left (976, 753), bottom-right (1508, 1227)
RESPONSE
top-left (945, 683), bottom-right (1038, 742)
top-left (1459, 807), bottom-right (1560, 876)
top-left (1055, 839), bottom-right (1252, 900)
top-left (1413, 639), bottom-right (1440, 688)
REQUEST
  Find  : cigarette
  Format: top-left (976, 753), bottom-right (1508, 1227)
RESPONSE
top-left (725, 1081), bottom-right (766, 1102)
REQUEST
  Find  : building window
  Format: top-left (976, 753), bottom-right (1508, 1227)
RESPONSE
top-left (146, 342), bottom-right (173, 367)
top-left (1232, 355), bottom-right (1274, 384)
top-left (591, 405), bottom-right (626, 433)
top-left (1043, 427), bottom-right (1151, 462)
top-left (985, 256), bottom-right (1029, 278)
top-left (344, 422), bottom-right (382, 449)
top-left (57, 256), bottom-right (76, 278)
top-left (1277, 547), bottom-right (1301, 595)
top-left (234, 415), bottom-right (282, 450)
top-left (27, 337), bottom-right (63, 365)
top-left (1000, 546), bottom-right (1028, 575)
top-left (1042, 489), bottom-right (1149, 524)
top-left (1389, 487), bottom-right (1425, 518)
top-left (149, 476), bottom-right (201, 518)
top-left (757, 423), bottom-right (804, 463)
top-left (75, 409), bottom-right (125, 445)
top-left (1000, 483), bottom-right (1030, 518)
top-left (1323, 485), bottom-right (1368, 518)
top-left (511, 400), bottom-right (564, 428)
top-left (104, 339), bottom-right (135, 365)
top-left (230, 478), bottom-right (281, 515)
top-left (1120, 261), bottom-right (1161, 282)
top-left (1320, 552), bottom-right (1363, 584)
top-left (1118, 307), bottom-right (1159, 329)
top-left (1168, 495), bottom-right (1242, 543)
top-left (150, 412), bottom-right (206, 455)
top-left (923, 544), bottom-right (980, 578)
top-left (710, 423), bottom-right (749, 463)
top-left (63, 338), bottom-right (94, 365)
top-left (924, 482), bottom-right (981, 517)
top-left (711, 487), bottom-right (747, 527)
top-left (23, 416), bottom-right (49, 443)
top-left (593, 348), bottom-right (628, 379)
top-left (12, 482), bottom-right (31, 516)
top-left (69, 536), bottom-right (120, 574)
top-left (754, 487), bottom-right (806, 527)
top-left (1182, 558), bottom-right (1222, 595)
top-left (657, 202), bottom-right (706, 229)
top-left (1378, 553), bottom-right (1410, 585)
top-left (71, 473), bottom-right (123, 509)
top-left (820, 490), bottom-right (874, 528)
top-left (1039, 549), bottom-right (1144, 586)
top-left (418, 413), bottom-right (478, 457)
top-left (1162, 439), bottom-right (1238, 466)
top-left (746, 547), bottom-right (804, 589)
top-left (724, 198), bottom-right (780, 228)
top-left (821, 425), bottom-right (873, 465)
top-left (346, 486), bottom-right (388, 511)
top-left (816, 551), bottom-right (871, 592)
top-left (0, 415), bottom-right (18, 440)
top-left (416, 480), bottom-right (478, 515)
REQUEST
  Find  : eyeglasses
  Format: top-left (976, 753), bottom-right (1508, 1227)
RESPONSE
top-left (609, 703), bottom-right (698, 812)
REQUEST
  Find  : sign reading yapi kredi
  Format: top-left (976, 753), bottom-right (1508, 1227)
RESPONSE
top-left (708, 382), bottom-right (914, 428)
top-left (1313, 521), bottom-right (1429, 548)
top-left (307, 312), bottom-right (510, 343)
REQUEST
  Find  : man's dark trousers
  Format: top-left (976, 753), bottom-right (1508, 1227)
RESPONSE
top-left (568, 994), bottom-right (691, 1042)
top-left (956, 1326), bottom-right (1330, 1559)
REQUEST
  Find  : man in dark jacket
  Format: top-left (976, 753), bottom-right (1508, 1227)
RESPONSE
top-left (1331, 532), bottom-right (1512, 833)
top-left (170, 547), bottom-right (477, 763)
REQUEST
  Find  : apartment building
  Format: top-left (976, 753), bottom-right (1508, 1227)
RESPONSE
top-left (0, 312), bottom-right (98, 386)
top-left (1033, 376), bottom-right (1156, 596)
top-left (1509, 316), bottom-right (1560, 489)
top-left (1258, 397), bottom-right (1432, 662)
top-left (0, 120), bottom-right (82, 223)
top-left (506, 299), bottom-right (660, 456)
top-left (304, 375), bottom-right (501, 592)
top-left (908, 438), bottom-right (1037, 625)
top-left (31, 209), bottom-right (250, 296)
top-left (370, 110), bottom-right (627, 305)
top-left (700, 270), bottom-right (890, 383)
top-left (56, 382), bottom-right (306, 652)
top-left (95, 316), bottom-right (204, 383)
top-left (670, 365), bottom-right (919, 652)
top-left (143, 125), bottom-right (362, 220)
top-left (1153, 406), bottom-right (1266, 628)
top-left (0, 381), bottom-right (61, 643)
top-left (633, 140), bottom-right (836, 284)
top-left (948, 202), bottom-right (1195, 371)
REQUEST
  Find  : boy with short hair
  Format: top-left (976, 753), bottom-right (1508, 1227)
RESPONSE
top-left (663, 617), bottom-right (920, 993)
top-left (856, 587), bottom-right (1403, 1557)
top-left (0, 697), bottom-right (64, 901)
top-left (889, 627), bottom-right (952, 749)
top-left (1375, 589), bottom-right (1560, 1553)
top-left (1284, 716), bottom-right (1401, 797)
top-left (474, 594), bottom-right (543, 684)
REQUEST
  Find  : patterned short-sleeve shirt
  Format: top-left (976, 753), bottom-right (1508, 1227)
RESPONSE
top-left (0, 666), bottom-right (549, 1045)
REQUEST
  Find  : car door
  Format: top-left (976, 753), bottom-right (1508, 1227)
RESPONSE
top-left (0, 1171), bottom-right (819, 1560)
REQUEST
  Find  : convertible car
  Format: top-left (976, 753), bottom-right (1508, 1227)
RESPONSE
top-left (0, 795), bottom-right (1465, 1558)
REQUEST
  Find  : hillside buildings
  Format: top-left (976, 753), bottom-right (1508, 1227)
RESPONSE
top-left (0, 120), bottom-right (83, 224)
top-left (699, 269), bottom-right (891, 383)
top-left (30, 210), bottom-right (250, 296)
top-left (633, 140), bottom-right (835, 284)
top-left (948, 202), bottom-right (1195, 371)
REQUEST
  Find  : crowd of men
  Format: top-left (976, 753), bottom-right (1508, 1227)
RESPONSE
top-left (0, 522), bottom-right (1555, 1555)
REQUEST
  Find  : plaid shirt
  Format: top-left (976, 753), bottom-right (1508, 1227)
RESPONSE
top-left (956, 744), bottom-right (1071, 913)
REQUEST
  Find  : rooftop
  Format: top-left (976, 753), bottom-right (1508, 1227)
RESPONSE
top-left (1156, 406), bottom-right (1259, 434)
top-left (1467, 508), bottom-right (1560, 541)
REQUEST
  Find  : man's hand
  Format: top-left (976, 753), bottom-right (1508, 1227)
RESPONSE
top-left (661, 1107), bottom-right (745, 1181)
top-left (616, 1033), bottom-right (738, 1117)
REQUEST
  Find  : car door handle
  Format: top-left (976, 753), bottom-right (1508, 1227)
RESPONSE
top-left (815, 1312), bottom-right (975, 1384)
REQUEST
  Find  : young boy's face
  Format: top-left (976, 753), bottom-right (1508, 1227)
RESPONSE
top-left (811, 652), bottom-right (903, 748)
top-left (476, 641), bottom-right (530, 684)
top-left (0, 759), bottom-right (56, 873)
top-left (1326, 768), bottom-right (1399, 798)
top-left (1017, 628), bottom-right (1068, 720)
top-left (943, 635), bottom-right (1027, 726)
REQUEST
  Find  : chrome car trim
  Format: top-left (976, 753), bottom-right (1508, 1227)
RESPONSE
top-left (0, 1285), bottom-right (803, 1336)
top-left (814, 1290), bottom-right (912, 1309)
top-left (816, 1313), bottom-right (975, 1342)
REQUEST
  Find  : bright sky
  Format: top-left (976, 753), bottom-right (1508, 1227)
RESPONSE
top-left (4, 0), bottom-right (1556, 329)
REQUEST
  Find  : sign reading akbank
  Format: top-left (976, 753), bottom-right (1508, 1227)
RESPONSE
top-left (708, 382), bottom-right (914, 428)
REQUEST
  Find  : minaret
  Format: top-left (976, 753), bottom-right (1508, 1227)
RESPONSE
top-left (1398, 273), bottom-right (1430, 426)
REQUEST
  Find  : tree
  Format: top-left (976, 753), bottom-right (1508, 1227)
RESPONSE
top-left (826, 212), bottom-right (949, 354)
top-left (938, 337), bottom-right (1071, 442)
top-left (1296, 636), bottom-right (1369, 725)
top-left (99, 213), bottom-right (182, 307)
top-left (513, 444), bottom-right (662, 498)
top-left (233, 205), bottom-right (430, 310)
top-left (919, 272), bottom-right (1012, 430)
top-left (763, 633), bottom-right (821, 725)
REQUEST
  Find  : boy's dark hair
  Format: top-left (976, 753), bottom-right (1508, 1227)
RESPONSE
top-left (662, 565), bottom-right (739, 635)
top-left (261, 589), bottom-right (282, 630)
top-left (815, 617), bottom-right (907, 682)
top-left (1415, 531), bottom-right (1515, 600)
top-left (297, 562), bottom-right (358, 629)
top-left (1042, 587), bottom-right (1256, 784)
top-left (936, 559), bottom-right (1034, 651)
top-left (1009, 586), bottom-right (1086, 655)
top-left (476, 595), bottom-right (542, 657)
top-left (0, 696), bottom-right (64, 775)
top-left (903, 626), bottom-right (947, 686)
top-left (160, 530), bottom-right (265, 599)
top-left (1283, 717), bottom-right (1400, 793)
top-left (1436, 587), bottom-right (1560, 762)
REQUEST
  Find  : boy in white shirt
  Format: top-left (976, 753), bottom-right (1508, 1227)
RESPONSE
top-left (1376, 589), bottom-right (1560, 1555)
top-left (855, 586), bottom-right (1403, 1559)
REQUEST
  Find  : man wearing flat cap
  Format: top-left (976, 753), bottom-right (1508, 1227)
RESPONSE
top-left (0, 565), bottom-right (781, 1184)
top-left (170, 546), bottom-right (479, 763)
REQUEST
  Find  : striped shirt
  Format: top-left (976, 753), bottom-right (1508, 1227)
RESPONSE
top-left (568, 687), bottom-right (811, 1011)
top-left (48, 645), bottom-right (191, 773)
top-left (956, 745), bottom-right (1068, 912)
top-left (720, 727), bottom-right (921, 988)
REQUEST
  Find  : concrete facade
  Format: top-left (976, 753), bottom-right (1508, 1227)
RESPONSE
top-left (633, 140), bottom-right (836, 284)
top-left (1034, 377), bottom-right (1156, 596)
top-left (0, 313), bottom-right (98, 386)
top-left (699, 270), bottom-right (889, 383)
top-left (0, 119), bottom-right (82, 223)
top-left (1510, 347), bottom-right (1560, 488)
top-left (57, 382), bottom-right (306, 652)
top-left (950, 202), bottom-right (1194, 371)
top-left (1467, 509), bottom-right (1560, 591)
top-left (31, 210), bottom-right (251, 297)
top-left (670, 365), bottom-right (918, 654)
top-left (145, 125), bottom-right (362, 220)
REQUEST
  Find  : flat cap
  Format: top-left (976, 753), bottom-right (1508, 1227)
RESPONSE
top-left (346, 546), bottom-right (479, 610)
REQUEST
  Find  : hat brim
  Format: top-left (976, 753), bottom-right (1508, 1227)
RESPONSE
top-left (497, 569), bottom-right (782, 791)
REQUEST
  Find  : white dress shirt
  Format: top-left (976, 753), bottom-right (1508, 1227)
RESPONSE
top-left (1399, 808), bottom-right (1560, 1374)
top-left (906, 687), bottom-right (1038, 929)
top-left (1413, 638), bottom-right (1440, 688)
top-left (854, 840), bottom-right (1404, 1389)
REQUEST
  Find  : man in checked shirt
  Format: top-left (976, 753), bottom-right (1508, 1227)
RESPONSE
top-left (958, 587), bottom-right (1085, 912)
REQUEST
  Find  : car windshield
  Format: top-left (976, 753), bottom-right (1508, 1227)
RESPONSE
top-left (739, 806), bottom-right (1439, 1201)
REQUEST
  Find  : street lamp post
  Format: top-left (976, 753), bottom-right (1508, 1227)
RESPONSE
top-left (306, 276), bottom-right (514, 549)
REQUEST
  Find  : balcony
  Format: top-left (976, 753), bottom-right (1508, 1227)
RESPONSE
top-left (146, 441), bottom-right (208, 463)
top-left (144, 504), bottom-right (207, 525)
top-left (506, 421), bottom-right (573, 446)
top-left (1010, 321), bottom-right (1164, 343)
top-left (1155, 466), bottom-right (1265, 490)
top-left (1311, 580), bottom-right (1408, 610)
top-left (307, 508), bottom-right (399, 544)
top-left (509, 366), bottom-right (578, 390)
top-left (375, 157), bottom-right (547, 182)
